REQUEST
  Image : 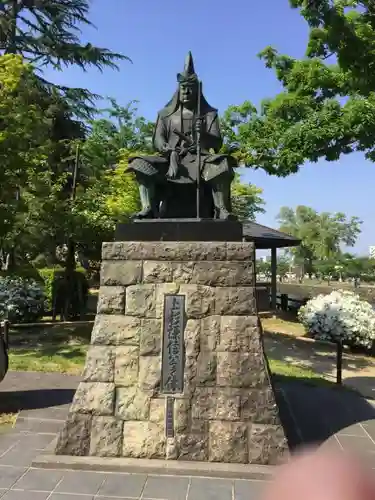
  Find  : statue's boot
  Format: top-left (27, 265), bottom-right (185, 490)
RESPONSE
top-left (132, 184), bottom-right (157, 219)
top-left (212, 182), bottom-right (237, 220)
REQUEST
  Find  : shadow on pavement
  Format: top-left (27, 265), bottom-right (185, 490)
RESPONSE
top-left (0, 388), bottom-right (75, 413)
top-left (275, 376), bottom-right (375, 451)
top-left (344, 376), bottom-right (375, 401)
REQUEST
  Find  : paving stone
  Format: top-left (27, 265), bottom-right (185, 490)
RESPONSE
top-left (188, 478), bottom-right (233, 500)
top-left (336, 435), bottom-right (375, 453)
top-left (49, 495), bottom-right (94, 500)
top-left (13, 419), bottom-right (62, 434)
top-left (142, 475), bottom-right (190, 500)
top-left (0, 467), bottom-right (27, 489)
top-left (54, 470), bottom-right (105, 495)
top-left (362, 421), bottom-right (375, 441)
top-left (19, 408), bottom-right (68, 421)
top-left (337, 424), bottom-right (368, 437)
top-left (2, 492), bottom-right (50, 500)
top-left (15, 434), bottom-right (54, 451)
top-left (98, 498), bottom-right (136, 500)
top-left (0, 447), bottom-right (39, 466)
top-left (234, 480), bottom-right (267, 500)
top-left (0, 436), bottom-right (18, 456)
top-left (0, 490), bottom-right (6, 499)
top-left (12, 469), bottom-right (63, 491)
top-left (97, 473), bottom-right (147, 498)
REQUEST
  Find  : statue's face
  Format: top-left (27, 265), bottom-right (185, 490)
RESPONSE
top-left (179, 81), bottom-right (197, 107)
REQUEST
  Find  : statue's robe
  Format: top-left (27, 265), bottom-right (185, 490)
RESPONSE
top-left (128, 90), bottom-right (237, 185)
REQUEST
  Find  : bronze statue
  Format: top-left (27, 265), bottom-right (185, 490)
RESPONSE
top-left (128, 52), bottom-right (237, 220)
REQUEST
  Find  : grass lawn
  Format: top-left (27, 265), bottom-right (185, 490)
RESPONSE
top-left (261, 315), bottom-right (306, 338)
top-left (9, 344), bottom-right (87, 375)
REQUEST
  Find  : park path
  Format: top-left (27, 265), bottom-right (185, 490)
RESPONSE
top-left (263, 332), bottom-right (375, 400)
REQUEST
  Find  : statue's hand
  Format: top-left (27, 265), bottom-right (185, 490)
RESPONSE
top-left (167, 162), bottom-right (178, 179)
top-left (161, 143), bottom-right (172, 153)
top-left (195, 117), bottom-right (203, 134)
top-left (167, 150), bottom-right (179, 179)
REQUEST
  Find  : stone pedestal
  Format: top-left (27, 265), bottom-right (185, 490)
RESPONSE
top-left (55, 241), bottom-right (288, 464)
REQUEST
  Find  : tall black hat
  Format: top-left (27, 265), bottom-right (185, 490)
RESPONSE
top-left (157, 52), bottom-right (217, 119)
top-left (177, 51), bottom-right (198, 85)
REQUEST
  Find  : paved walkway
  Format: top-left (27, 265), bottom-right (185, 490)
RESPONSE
top-left (1, 371), bottom-right (375, 499)
top-left (0, 373), bottom-right (266, 500)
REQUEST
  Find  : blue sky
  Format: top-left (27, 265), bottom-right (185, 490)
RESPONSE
top-left (42, 0), bottom-right (375, 255)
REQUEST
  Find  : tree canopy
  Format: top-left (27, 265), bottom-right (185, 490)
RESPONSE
top-left (224, 0), bottom-right (375, 175)
top-left (277, 205), bottom-right (362, 274)
top-left (0, 0), bottom-right (129, 116)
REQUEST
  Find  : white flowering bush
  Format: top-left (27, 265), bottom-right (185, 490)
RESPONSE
top-left (0, 276), bottom-right (45, 323)
top-left (298, 290), bottom-right (375, 349)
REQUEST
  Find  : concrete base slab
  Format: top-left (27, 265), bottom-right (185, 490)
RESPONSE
top-left (32, 452), bottom-right (275, 480)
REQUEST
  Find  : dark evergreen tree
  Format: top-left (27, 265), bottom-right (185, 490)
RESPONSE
top-left (0, 0), bottom-right (129, 116)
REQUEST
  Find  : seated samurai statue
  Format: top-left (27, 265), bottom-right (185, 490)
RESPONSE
top-left (128, 52), bottom-right (237, 220)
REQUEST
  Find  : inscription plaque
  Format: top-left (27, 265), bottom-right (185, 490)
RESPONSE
top-left (161, 294), bottom-right (185, 393)
top-left (165, 397), bottom-right (175, 438)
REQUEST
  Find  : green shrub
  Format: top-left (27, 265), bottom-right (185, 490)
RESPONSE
top-left (0, 276), bottom-right (45, 323)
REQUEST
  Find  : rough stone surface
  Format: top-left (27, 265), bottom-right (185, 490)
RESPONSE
top-left (82, 346), bottom-right (115, 383)
top-left (91, 315), bottom-right (140, 346)
top-left (191, 261), bottom-right (254, 286)
top-left (215, 287), bottom-right (257, 316)
top-left (97, 286), bottom-right (125, 314)
top-left (180, 284), bottom-right (215, 319)
top-left (138, 356), bottom-right (161, 391)
top-left (209, 421), bottom-right (248, 463)
top-left (126, 284), bottom-right (156, 317)
top-left (114, 347), bottom-right (139, 387)
top-left (55, 240), bottom-right (288, 465)
top-left (100, 260), bottom-right (142, 286)
top-left (248, 424), bottom-right (288, 465)
top-left (71, 382), bottom-right (115, 415)
top-left (55, 413), bottom-right (92, 456)
top-left (89, 416), bottom-right (123, 457)
top-left (219, 316), bottom-right (260, 352)
top-left (143, 261), bottom-right (173, 283)
top-left (216, 352), bottom-right (268, 388)
top-left (122, 421), bottom-right (165, 458)
top-left (116, 388), bottom-right (151, 420)
top-left (139, 319), bottom-right (162, 355)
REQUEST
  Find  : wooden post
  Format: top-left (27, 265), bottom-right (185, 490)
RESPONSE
top-left (271, 247), bottom-right (277, 312)
top-left (2, 320), bottom-right (9, 349)
top-left (336, 341), bottom-right (343, 385)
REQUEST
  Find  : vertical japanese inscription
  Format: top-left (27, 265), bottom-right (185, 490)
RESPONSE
top-left (161, 294), bottom-right (185, 393)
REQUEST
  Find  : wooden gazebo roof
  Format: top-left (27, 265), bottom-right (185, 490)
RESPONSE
top-left (242, 221), bottom-right (300, 250)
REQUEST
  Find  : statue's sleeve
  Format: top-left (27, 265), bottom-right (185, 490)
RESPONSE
top-left (153, 115), bottom-right (168, 152)
top-left (205, 113), bottom-right (223, 153)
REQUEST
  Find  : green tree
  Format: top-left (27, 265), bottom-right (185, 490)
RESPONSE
top-left (223, 1), bottom-right (375, 174)
top-left (231, 173), bottom-right (265, 221)
top-left (277, 205), bottom-right (362, 277)
top-left (277, 255), bottom-right (291, 282)
top-left (82, 100), bottom-right (154, 178)
top-left (0, 0), bottom-right (129, 116)
top-left (256, 259), bottom-right (271, 280)
top-left (0, 54), bottom-right (55, 267)
top-left (314, 258), bottom-right (338, 284)
top-left (338, 253), bottom-right (375, 284)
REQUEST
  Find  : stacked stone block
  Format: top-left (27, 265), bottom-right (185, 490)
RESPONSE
top-left (55, 241), bottom-right (288, 464)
